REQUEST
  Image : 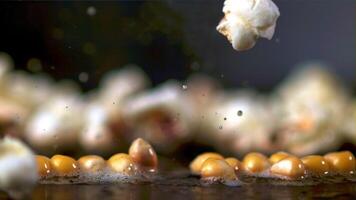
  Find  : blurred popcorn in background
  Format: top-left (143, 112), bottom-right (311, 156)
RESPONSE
top-left (272, 63), bottom-right (351, 155)
top-left (0, 52), bottom-right (355, 157)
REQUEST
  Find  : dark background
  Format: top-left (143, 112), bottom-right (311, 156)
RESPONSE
top-left (0, 0), bottom-right (354, 91)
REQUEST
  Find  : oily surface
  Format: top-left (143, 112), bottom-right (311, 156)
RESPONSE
top-left (1, 170), bottom-right (356, 200)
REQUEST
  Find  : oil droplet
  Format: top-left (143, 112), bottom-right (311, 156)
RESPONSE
top-left (182, 84), bottom-right (188, 90)
top-left (237, 110), bottom-right (243, 116)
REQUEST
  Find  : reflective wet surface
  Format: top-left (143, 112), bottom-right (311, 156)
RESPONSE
top-left (1, 173), bottom-right (356, 200)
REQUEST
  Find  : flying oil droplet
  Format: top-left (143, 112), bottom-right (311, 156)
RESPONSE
top-left (182, 84), bottom-right (188, 90)
top-left (237, 110), bottom-right (243, 116)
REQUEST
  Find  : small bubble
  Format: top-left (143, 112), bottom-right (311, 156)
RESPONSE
top-left (218, 125), bottom-right (223, 130)
top-left (182, 84), bottom-right (188, 90)
top-left (237, 110), bottom-right (243, 116)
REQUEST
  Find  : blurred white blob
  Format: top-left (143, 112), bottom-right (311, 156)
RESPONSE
top-left (0, 52), bottom-right (13, 80)
top-left (98, 65), bottom-right (150, 108)
top-left (25, 88), bottom-right (84, 153)
top-left (124, 81), bottom-right (194, 153)
top-left (79, 102), bottom-right (120, 155)
top-left (202, 90), bottom-right (275, 154)
top-left (273, 63), bottom-right (351, 155)
top-left (0, 137), bottom-right (37, 199)
top-left (78, 72), bottom-right (89, 83)
top-left (217, 0), bottom-right (280, 51)
top-left (87, 6), bottom-right (97, 16)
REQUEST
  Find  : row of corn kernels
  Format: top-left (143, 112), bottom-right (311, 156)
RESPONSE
top-left (190, 151), bottom-right (356, 185)
top-left (36, 138), bottom-right (158, 179)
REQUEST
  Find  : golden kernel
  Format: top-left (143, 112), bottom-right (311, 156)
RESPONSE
top-left (78, 155), bottom-right (106, 172)
top-left (190, 152), bottom-right (224, 174)
top-left (128, 138), bottom-right (158, 171)
top-left (270, 156), bottom-right (306, 179)
top-left (324, 151), bottom-right (356, 174)
top-left (36, 155), bottom-right (52, 177)
top-left (224, 157), bottom-right (241, 171)
top-left (51, 155), bottom-right (79, 175)
top-left (301, 155), bottom-right (329, 175)
top-left (200, 158), bottom-right (237, 181)
top-left (269, 151), bottom-right (291, 164)
top-left (108, 153), bottom-right (136, 175)
top-left (242, 152), bottom-right (270, 173)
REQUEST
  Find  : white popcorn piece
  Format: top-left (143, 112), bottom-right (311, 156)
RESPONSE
top-left (217, 0), bottom-right (280, 51)
top-left (0, 137), bottom-right (38, 199)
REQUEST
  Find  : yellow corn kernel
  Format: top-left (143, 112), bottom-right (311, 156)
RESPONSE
top-left (270, 156), bottom-right (306, 179)
top-left (224, 157), bottom-right (241, 171)
top-left (301, 155), bottom-right (329, 175)
top-left (78, 155), bottom-right (106, 172)
top-left (108, 153), bottom-right (136, 175)
top-left (200, 158), bottom-right (237, 181)
top-left (189, 152), bottom-right (224, 174)
top-left (269, 151), bottom-right (291, 164)
top-left (242, 152), bottom-right (270, 173)
top-left (51, 155), bottom-right (79, 175)
top-left (36, 155), bottom-right (52, 177)
top-left (128, 138), bottom-right (158, 171)
top-left (324, 151), bottom-right (356, 174)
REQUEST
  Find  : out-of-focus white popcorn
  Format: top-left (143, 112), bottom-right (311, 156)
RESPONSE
top-left (79, 102), bottom-right (123, 155)
top-left (217, 0), bottom-right (280, 51)
top-left (98, 65), bottom-right (150, 108)
top-left (123, 81), bottom-right (194, 153)
top-left (202, 90), bottom-right (275, 154)
top-left (24, 91), bottom-right (84, 153)
top-left (0, 52), bottom-right (13, 82)
top-left (273, 64), bottom-right (351, 155)
top-left (0, 137), bottom-right (37, 199)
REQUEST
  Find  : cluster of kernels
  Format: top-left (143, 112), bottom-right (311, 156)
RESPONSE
top-left (35, 138), bottom-right (159, 178)
top-left (270, 156), bottom-right (306, 179)
top-left (191, 151), bottom-right (356, 183)
top-left (189, 152), bottom-right (224, 174)
top-left (324, 151), bottom-right (355, 174)
top-left (301, 155), bottom-right (329, 175)
top-left (242, 152), bottom-right (270, 173)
